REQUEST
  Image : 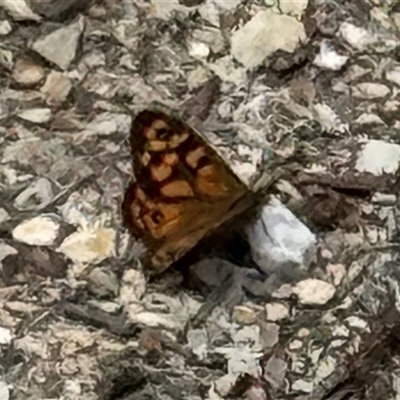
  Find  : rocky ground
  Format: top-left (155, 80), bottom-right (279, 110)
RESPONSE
top-left (1, 0), bottom-right (400, 399)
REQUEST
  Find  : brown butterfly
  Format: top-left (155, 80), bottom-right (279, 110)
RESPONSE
top-left (122, 107), bottom-right (249, 274)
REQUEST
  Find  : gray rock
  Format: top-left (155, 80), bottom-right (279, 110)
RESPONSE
top-left (41, 70), bottom-right (72, 104)
top-left (87, 267), bottom-right (119, 298)
top-left (31, 16), bottom-right (84, 70)
top-left (245, 197), bottom-right (316, 275)
top-left (264, 355), bottom-right (288, 388)
top-left (231, 9), bottom-right (306, 69)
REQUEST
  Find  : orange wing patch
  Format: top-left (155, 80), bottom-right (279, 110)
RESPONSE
top-left (122, 110), bottom-right (248, 273)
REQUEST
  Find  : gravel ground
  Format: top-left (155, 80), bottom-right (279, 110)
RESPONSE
top-left (1, 1), bottom-right (400, 399)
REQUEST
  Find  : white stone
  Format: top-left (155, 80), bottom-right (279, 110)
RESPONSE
top-left (212, 375), bottom-right (236, 398)
top-left (326, 263), bottom-right (346, 286)
top-left (41, 70), bottom-right (72, 104)
top-left (321, 311), bottom-right (336, 324)
top-left (119, 269), bottom-right (146, 304)
top-left (31, 16), bottom-right (84, 70)
top-left (265, 302), bottom-right (289, 321)
top-left (0, 208), bottom-right (10, 224)
top-left (384, 100), bottom-right (400, 112)
top-left (218, 347), bottom-right (263, 380)
top-left (297, 328), bottom-right (310, 337)
top-left (356, 140), bottom-right (400, 175)
top-left (293, 279), bottom-right (335, 305)
top-left (372, 192), bottom-right (397, 205)
top-left (213, 0), bottom-right (241, 10)
top-left (18, 108), bottom-right (51, 124)
top-left (315, 356), bottom-right (336, 382)
top-left (332, 324), bottom-right (350, 337)
top-left (14, 177), bottom-right (54, 211)
top-left (353, 82), bottom-right (390, 99)
top-left (289, 340), bottom-right (303, 350)
top-left (231, 9), bottom-right (306, 69)
top-left (58, 191), bottom-right (99, 227)
top-left (187, 328), bottom-right (208, 360)
top-left (0, 242), bottom-right (17, 262)
top-left (292, 359), bottom-right (306, 374)
top-left (345, 64), bottom-right (371, 81)
top-left (0, 381), bottom-right (9, 400)
top-left (232, 305), bottom-right (257, 324)
top-left (321, 248), bottom-right (333, 259)
top-left (361, 203), bottom-right (374, 215)
top-left (279, 0), bottom-right (308, 17)
top-left (209, 55), bottom-right (247, 85)
top-left (345, 316), bottom-right (369, 330)
top-left (0, 48), bottom-right (12, 70)
top-left (339, 22), bottom-right (375, 50)
top-left (0, 0), bottom-right (41, 21)
top-left (57, 226), bottom-right (116, 264)
top-left (85, 112), bottom-right (131, 136)
top-left (386, 66), bottom-right (400, 86)
top-left (272, 283), bottom-right (293, 299)
top-left (0, 20), bottom-right (12, 35)
top-left (0, 326), bottom-right (12, 344)
top-left (275, 179), bottom-right (302, 201)
top-left (12, 58), bottom-right (45, 86)
top-left (392, 373), bottom-right (400, 400)
top-left (366, 227), bottom-right (379, 244)
top-left (313, 103), bottom-right (347, 133)
top-left (88, 300), bottom-right (120, 314)
top-left (245, 197), bottom-right (316, 274)
top-left (309, 346), bottom-right (324, 363)
top-left (370, 6), bottom-right (393, 29)
top-left (332, 81), bottom-right (348, 93)
top-left (348, 334), bottom-right (362, 355)
top-left (354, 113), bottom-right (385, 125)
top-left (198, 2), bottom-right (220, 27)
top-left (187, 65), bottom-right (212, 90)
top-left (233, 325), bottom-right (262, 350)
top-left (150, 0), bottom-right (187, 20)
top-left (331, 339), bottom-right (346, 348)
top-left (12, 215), bottom-right (60, 246)
top-left (393, 12), bottom-right (400, 30)
top-left (313, 41), bottom-right (348, 71)
top-left (64, 380), bottom-right (81, 397)
top-left (188, 41), bottom-right (210, 59)
top-left (292, 379), bottom-right (314, 393)
top-left (133, 311), bottom-right (177, 329)
top-left (347, 261), bottom-right (363, 281)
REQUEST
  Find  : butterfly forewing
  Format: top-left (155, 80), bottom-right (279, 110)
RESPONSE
top-left (122, 109), bottom-right (248, 272)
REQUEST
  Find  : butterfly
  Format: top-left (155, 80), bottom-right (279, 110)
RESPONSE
top-left (122, 107), bottom-right (249, 274)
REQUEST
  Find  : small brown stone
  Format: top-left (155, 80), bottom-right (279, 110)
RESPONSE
top-left (41, 70), bottom-right (72, 104)
top-left (12, 58), bottom-right (45, 87)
